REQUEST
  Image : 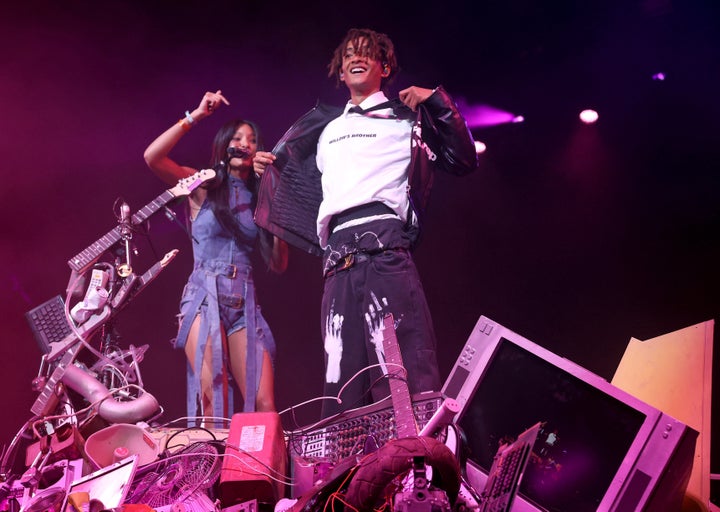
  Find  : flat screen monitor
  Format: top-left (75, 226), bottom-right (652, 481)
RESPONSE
top-left (441, 315), bottom-right (697, 512)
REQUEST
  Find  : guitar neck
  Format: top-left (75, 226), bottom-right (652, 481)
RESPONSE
top-left (381, 314), bottom-right (418, 439)
top-left (67, 190), bottom-right (176, 273)
top-left (111, 249), bottom-right (178, 310)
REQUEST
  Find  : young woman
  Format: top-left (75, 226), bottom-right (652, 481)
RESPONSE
top-left (144, 90), bottom-right (287, 422)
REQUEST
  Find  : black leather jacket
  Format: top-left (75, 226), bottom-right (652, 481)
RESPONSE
top-left (255, 86), bottom-right (478, 256)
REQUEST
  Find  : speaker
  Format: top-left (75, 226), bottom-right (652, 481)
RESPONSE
top-left (84, 423), bottom-right (160, 469)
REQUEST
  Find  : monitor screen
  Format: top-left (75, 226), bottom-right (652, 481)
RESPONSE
top-left (458, 338), bottom-right (646, 511)
top-left (443, 316), bottom-right (697, 512)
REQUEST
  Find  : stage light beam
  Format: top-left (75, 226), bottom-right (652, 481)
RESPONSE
top-left (456, 99), bottom-right (520, 128)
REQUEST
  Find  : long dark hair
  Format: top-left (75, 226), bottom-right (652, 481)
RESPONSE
top-left (204, 119), bottom-right (273, 264)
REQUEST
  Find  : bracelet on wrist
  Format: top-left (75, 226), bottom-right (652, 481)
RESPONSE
top-left (184, 110), bottom-right (195, 125)
top-left (177, 118), bottom-right (192, 132)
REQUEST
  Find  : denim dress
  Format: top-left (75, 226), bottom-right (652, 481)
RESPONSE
top-left (174, 175), bottom-right (275, 421)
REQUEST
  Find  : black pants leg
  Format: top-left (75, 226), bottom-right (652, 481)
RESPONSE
top-left (320, 242), bottom-right (440, 418)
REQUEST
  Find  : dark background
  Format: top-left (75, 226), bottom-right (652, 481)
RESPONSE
top-left (1, 0), bottom-right (718, 487)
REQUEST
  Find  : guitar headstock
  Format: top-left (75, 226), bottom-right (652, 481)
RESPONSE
top-left (159, 249), bottom-right (179, 267)
top-left (169, 168), bottom-right (217, 197)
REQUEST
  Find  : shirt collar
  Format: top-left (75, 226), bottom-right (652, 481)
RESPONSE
top-left (343, 91), bottom-right (389, 115)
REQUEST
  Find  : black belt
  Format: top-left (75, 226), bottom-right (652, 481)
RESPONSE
top-left (328, 202), bottom-right (396, 232)
top-left (325, 248), bottom-right (408, 277)
top-left (325, 253), bottom-right (370, 277)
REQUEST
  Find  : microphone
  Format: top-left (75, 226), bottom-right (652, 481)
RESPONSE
top-left (118, 201), bottom-right (133, 277)
top-left (119, 201), bottom-right (131, 237)
top-left (120, 202), bottom-right (130, 224)
top-left (227, 147), bottom-right (250, 159)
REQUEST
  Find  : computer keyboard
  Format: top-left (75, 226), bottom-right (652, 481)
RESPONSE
top-left (480, 422), bottom-right (541, 512)
top-left (25, 295), bottom-right (74, 354)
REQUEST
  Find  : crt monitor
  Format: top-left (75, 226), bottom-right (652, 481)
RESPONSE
top-left (442, 315), bottom-right (697, 512)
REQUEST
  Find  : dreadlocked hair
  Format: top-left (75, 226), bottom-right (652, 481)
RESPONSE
top-left (327, 28), bottom-right (399, 86)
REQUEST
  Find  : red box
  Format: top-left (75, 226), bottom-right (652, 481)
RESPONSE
top-left (220, 412), bottom-right (287, 506)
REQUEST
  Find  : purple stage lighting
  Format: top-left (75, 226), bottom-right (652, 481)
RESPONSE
top-left (457, 99), bottom-right (520, 128)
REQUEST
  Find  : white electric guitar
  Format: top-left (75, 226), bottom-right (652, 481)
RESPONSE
top-left (67, 168), bottom-right (216, 274)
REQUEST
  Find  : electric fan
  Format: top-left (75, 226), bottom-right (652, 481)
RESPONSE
top-left (125, 441), bottom-right (222, 510)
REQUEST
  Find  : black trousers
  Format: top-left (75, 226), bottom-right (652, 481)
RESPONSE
top-left (320, 218), bottom-right (441, 418)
